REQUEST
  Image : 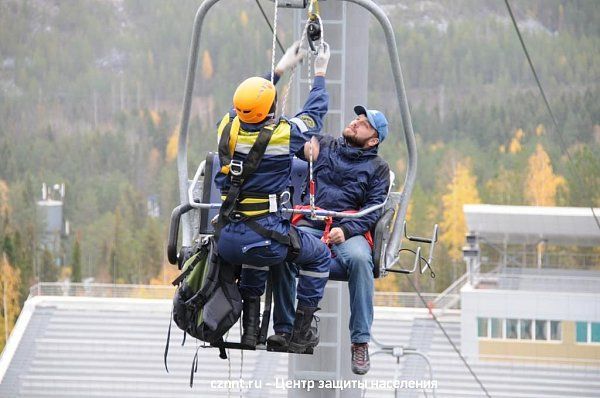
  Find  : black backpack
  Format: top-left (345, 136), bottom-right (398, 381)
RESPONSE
top-left (165, 237), bottom-right (242, 374)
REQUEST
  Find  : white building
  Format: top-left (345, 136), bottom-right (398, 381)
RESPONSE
top-left (461, 205), bottom-right (600, 366)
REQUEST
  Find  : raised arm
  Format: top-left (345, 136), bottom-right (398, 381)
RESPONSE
top-left (289, 42), bottom-right (331, 154)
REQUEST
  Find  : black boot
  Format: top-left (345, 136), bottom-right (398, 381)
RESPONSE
top-left (288, 306), bottom-right (319, 353)
top-left (241, 296), bottom-right (260, 347)
top-left (267, 332), bottom-right (291, 351)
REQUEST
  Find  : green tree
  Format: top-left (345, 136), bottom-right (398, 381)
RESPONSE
top-left (567, 147), bottom-right (600, 207)
top-left (1, 252), bottom-right (21, 350)
top-left (40, 249), bottom-right (58, 282)
top-left (71, 238), bottom-right (82, 283)
top-left (141, 219), bottom-right (164, 283)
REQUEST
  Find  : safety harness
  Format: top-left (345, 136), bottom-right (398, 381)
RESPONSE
top-left (291, 205), bottom-right (374, 249)
top-left (216, 117), bottom-right (301, 261)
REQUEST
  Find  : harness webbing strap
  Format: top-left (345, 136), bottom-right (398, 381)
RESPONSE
top-left (244, 218), bottom-right (290, 246)
top-left (258, 274), bottom-right (273, 345)
top-left (218, 117), bottom-right (241, 175)
top-left (164, 308), bottom-right (173, 373)
top-left (227, 201), bottom-right (275, 212)
top-left (241, 126), bottom-right (275, 177)
top-left (216, 121), bottom-right (302, 259)
top-left (216, 125), bottom-right (275, 235)
top-left (244, 219), bottom-right (301, 262)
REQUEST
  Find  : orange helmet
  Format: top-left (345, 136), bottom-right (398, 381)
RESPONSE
top-left (233, 77), bottom-right (276, 124)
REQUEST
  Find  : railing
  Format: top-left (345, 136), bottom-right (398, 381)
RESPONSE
top-left (480, 250), bottom-right (600, 270)
top-left (374, 292), bottom-right (451, 308)
top-left (29, 282), bottom-right (446, 308)
top-left (472, 268), bottom-right (600, 293)
top-left (29, 282), bottom-right (175, 300)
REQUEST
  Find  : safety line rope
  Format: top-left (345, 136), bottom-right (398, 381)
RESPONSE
top-left (279, 0), bottom-right (319, 116)
top-left (270, 0), bottom-right (279, 83)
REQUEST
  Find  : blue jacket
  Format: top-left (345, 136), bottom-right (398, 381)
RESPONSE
top-left (298, 136), bottom-right (390, 239)
top-left (215, 75), bottom-right (329, 195)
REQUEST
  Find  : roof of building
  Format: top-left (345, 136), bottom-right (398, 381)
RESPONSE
top-left (463, 204), bottom-right (600, 246)
top-left (2, 295), bottom-right (599, 398)
top-left (473, 267), bottom-right (600, 293)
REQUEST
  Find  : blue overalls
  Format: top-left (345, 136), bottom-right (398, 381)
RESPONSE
top-left (215, 75), bottom-right (333, 308)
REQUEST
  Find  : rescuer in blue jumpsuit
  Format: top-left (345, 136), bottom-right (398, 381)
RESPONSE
top-left (215, 41), bottom-right (333, 353)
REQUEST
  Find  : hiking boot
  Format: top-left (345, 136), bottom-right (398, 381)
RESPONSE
top-left (351, 343), bottom-right (370, 375)
top-left (288, 306), bottom-right (319, 353)
top-left (266, 332), bottom-right (291, 351)
top-left (241, 296), bottom-right (260, 347)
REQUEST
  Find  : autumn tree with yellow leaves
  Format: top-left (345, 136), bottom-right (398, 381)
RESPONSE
top-left (166, 126), bottom-right (179, 163)
top-left (0, 180), bottom-right (9, 218)
top-left (240, 10), bottom-right (249, 27)
top-left (524, 144), bottom-right (567, 206)
top-left (508, 128), bottom-right (524, 154)
top-left (1, 253), bottom-right (21, 349)
top-left (440, 161), bottom-right (481, 261)
top-left (202, 50), bottom-right (214, 80)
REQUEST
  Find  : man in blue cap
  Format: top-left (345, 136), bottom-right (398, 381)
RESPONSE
top-left (268, 105), bottom-right (391, 375)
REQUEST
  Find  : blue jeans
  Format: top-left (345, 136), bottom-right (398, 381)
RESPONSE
top-left (271, 226), bottom-right (374, 344)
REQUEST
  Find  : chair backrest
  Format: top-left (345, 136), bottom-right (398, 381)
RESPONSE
top-left (198, 152), bottom-right (221, 235)
top-left (371, 207), bottom-right (396, 278)
top-left (290, 157), bottom-right (309, 207)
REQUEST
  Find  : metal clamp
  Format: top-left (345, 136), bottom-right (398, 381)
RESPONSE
top-left (229, 159), bottom-right (243, 176)
top-left (306, 14), bottom-right (322, 54)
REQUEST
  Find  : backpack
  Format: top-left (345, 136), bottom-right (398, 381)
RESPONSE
top-left (165, 237), bottom-right (242, 373)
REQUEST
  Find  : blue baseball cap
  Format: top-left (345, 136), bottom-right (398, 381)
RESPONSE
top-left (353, 105), bottom-right (388, 142)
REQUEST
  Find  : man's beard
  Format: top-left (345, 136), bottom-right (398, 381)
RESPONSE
top-left (344, 135), bottom-right (363, 147)
top-left (343, 129), bottom-right (367, 148)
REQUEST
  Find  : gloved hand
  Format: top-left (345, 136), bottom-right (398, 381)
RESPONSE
top-left (275, 41), bottom-right (306, 74)
top-left (314, 41), bottom-right (330, 76)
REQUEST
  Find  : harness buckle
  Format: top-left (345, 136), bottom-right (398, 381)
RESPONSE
top-left (229, 160), bottom-right (243, 176)
top-left (229, 212), bottom-right (245, 221)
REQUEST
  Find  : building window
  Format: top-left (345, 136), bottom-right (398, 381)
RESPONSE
top-left (576, 322), bottom-right (588, 343)
top-left (592, 323), bottom-right (600, 343)
top-left (576, 322), bottom-right (600, 343)
top-left (520, 319), bottom-right (532, 340)
top-left (479, 318), bottom-right (563, 342)
top-left (535, 320), bottom-right (548, 341)
top-left (506, 319), bottom-right (519, 339)
top-left (550, 321), bottom-right (561, 341)
top-left (478, 318), bottom-right (489, 338)
top-left (491, 318), bottom-right (503, 338)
